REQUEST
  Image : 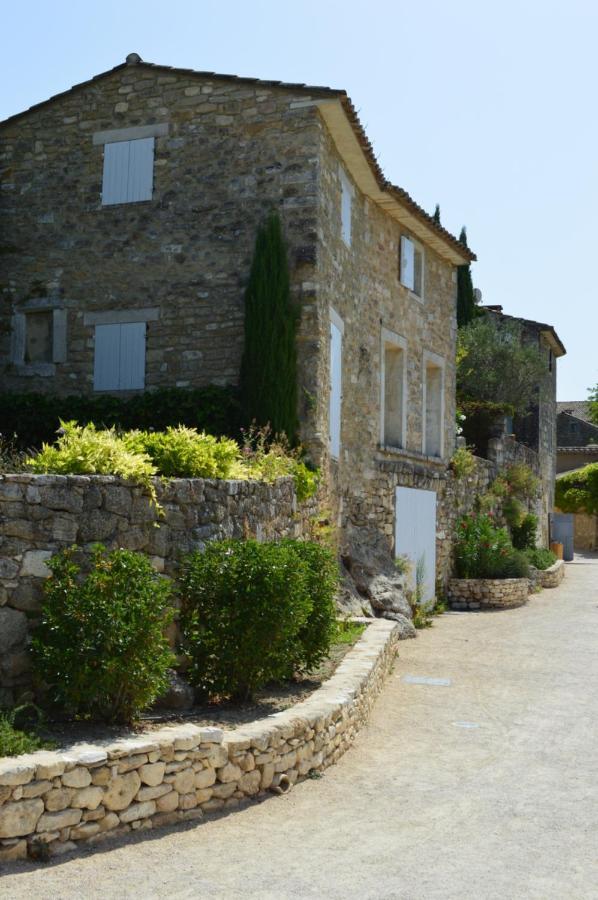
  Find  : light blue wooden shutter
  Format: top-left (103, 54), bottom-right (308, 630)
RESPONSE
top-left (94, 323), bottom-right (121, 390)
top-left (102, 138), bottom-right (154, 205)
top-left (329, 320), bottom-right (343, 458)
top-left (400, 236), bottom-right (415, 290)
top-left (395, 487), bottom-right (437, 604)
top-left (340, 169), bottom-right (352, 246)
top-left (102, 141), bottom-right (130, 206)
top-left (127, 137), bottom-right (154, 202)
top-left (119, 322), bottom-right (146, 389)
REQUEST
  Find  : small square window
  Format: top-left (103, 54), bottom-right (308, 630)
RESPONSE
top-left (102, 137), bottom-right (154, 206)
top-left (24, 311), bottom-right (53, 363)
top-left (400, 235), bottom-right (424, 298)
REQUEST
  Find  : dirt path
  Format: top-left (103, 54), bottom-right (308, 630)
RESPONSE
top-left (2, 555), bottom-right (597, 899)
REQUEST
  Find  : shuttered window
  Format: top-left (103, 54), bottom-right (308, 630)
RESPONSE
top-left (329, 310), bottom-right (344, 459)
top-left (339, 168), bottom-right (353, 246)
top-left (102, 137), bottom-right (154, 206)
top-left (94, 322), bottom-right (146, 391)
top-left (400, 235), bottom-right (424, 297)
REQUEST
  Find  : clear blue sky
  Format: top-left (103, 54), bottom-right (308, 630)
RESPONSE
top-left (2, 0), bottom-right (596, 400)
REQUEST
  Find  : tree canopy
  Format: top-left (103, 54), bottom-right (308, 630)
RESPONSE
top-left (457, 315), bottom-right (547, 416)
top-left (555, 463), bottom-right (598, 515)
top-left (456, 227), bottom-right (477, 328)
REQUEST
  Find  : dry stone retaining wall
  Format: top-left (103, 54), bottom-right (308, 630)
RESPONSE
top-left (448, 577), bottom-right (530, 611)
top-left (537, 559), bottom-right (565, 589)
top-left (0, 473), bottom-right (315, 705)
top-left (0, 619), bottom-right (399, 862)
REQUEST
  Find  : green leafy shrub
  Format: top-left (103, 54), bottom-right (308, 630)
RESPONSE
top-left (450, 445), bottom-right (476, 479)
top-left (454, 513), bottom-right (528, 579)
top-left (0, 386), bottom-right (241, 451)
top-left (180, 539), bottom-right (337, 701)
top-left (505, 463), bottom-right (540, 500)
top-left (32, 546), bottom-right (175, 724)
top-left (27, 421), bottom-right (158, 506)
top-left (555, 463), bottom-right (598, 515)
top-left (239, 425), bottom-right (318, 501)
top-left (0, 705), bottom-right (54, 757)
top-left (525, 547), bottom-right (557, 570)
top-left (280, 539), bottom-right (339, 671)
top-left (502, 495), bottom-right (525, 529)
top-left (511, 513), bottom-right (538, 550)
top-left (125, 426), bottom-right (241, 479)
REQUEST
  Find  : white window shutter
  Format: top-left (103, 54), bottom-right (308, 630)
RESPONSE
top-left (329, 320), bottom-right (343, 458)
top-left (400, 236), bottom-right (415, 291)
top-left (119, 322), bottom-right (146, 389)
top-left (127, 137), bottom-right (154, 202)
top-left (340, 170), bottom-right (352, 246)
top-left (94, 323), bottom-right (121, 390)
top-left (102, 141), bottom-right (130, 206)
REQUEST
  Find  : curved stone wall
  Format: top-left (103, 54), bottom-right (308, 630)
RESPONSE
top-left (0, 619), bottom-right (398, 862)
top-left (448, 577), bottom-right (529, 611)
top-left (538, 559), bottom-right (566, 589)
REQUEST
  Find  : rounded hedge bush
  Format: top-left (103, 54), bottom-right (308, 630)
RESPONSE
top-left (32, 546), bottom-right (174, 724)
top-left (180, 539), bottom-right (338, 701)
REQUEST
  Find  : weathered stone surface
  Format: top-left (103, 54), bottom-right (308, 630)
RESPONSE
top-left (103, 771), bottom-right (141, 811)
top-left (21, 780), bottom-right (52, 799)
top-left (139, 762), bottom-right (166, 787)
top-left (216, 762), bottom-right (242, 784)
top-left (61, 767), bottom-right (92, 789)
top-left (36, 808), bottom-right (82, 832)
top-left (137, 784), bottom-right (171, 802)
top-left (44, 788), bottom-right (73, 812)
top-left (0, 760), bottom-right (35, 787)
top-left (70, 822), bottom-right (101, 840)
top-left (71, 786), bottom-right (104, 810)
top-left (119, 801), bottom-right (156, 824)
top-left (193, 767), bottom-right (216, 790)
top-left (238, 770), bottom-right (261, 795)
top-left (173, 768), bottom-right (195, 794)
top-left (155, 790), bottom-right (179, 813)
top-left (211, 781), bottom-right (237, 800)
top-left (0, 838), bottom-right (28, 861)
top-left (0, 799), bottom-right (44, 838)
top-left (0, 608), bottom-right (28, 656)
top-left (154, 670), bottom-right (195, 710)
top-left (34, 753), bottom-right (66, 780)
top-left (19, 550), bottom-right (53, 578)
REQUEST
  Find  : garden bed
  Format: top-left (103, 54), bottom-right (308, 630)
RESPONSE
top-left (448, 577), bottom-right (530, 611)
top-left (0, 619), bottom-right (398, 863)
top-left (537, 558), bottom-right (565, 589)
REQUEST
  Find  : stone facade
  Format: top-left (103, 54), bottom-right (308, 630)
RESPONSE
top-left (557, 409), bottom-right (598, 448)
top-left (448, 577), bottom-right (530, 611)
top-left (0, 473), bottom-right (315, 705)
top-left (0, 618), bottom-right (398, 862)
top-left (0, 54), bottom-right (472, 595)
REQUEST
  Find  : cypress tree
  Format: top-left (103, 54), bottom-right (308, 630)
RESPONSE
top-left (456, 226), bottom-right (477, 328)
top-left (240, 212), bottom-right (299, 442)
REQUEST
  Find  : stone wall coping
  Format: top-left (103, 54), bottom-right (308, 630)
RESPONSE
top-left (0, 473), bottom-right (295, 488)
top-left (543, 559), bottom-right (565, 575)
top-left (0, 619), bottom-right (396, 776)
top-left (448, 577), bottom-right (530, 586)
top-left (0, 619), bottom-right (399, 860)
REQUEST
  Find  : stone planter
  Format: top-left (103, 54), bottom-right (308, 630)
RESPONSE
top-left (537, 558), bottom-right (565, 589)
top-left (448, 577), bottom-right (530, 611)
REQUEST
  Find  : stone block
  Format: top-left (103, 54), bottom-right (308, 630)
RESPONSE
top-left (118, 800), bottom-right (156, 824)
top-left (216, 762), bottom-right (242, 784)
top-left (0, 838), bottom-right (28, 862)
top-left (71, 786), bottom-right (104, 810)
top-left (103, 771), bottom-right (141, 811)
top-left (139, 761), bottom-right (166, 786)
top-left (0, 799), bottom-right (44, 838)
top-left (36, 807), bottom-right (82, 833)
top-left (173, 768), bottom-right (195, 794)
top-left (0, 608), bottom-right (28, 656)
top-left (61, 767), bottom-right (92, 789)
top-left (193, 767), bottom-right (216, 790)
top-left (155, 790), bottom-right (179, 813)
top-left (0, 760), bottom-right (35, 787)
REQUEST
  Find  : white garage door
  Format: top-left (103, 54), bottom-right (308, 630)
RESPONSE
top-left (395, 486), bottom-right (437, 605)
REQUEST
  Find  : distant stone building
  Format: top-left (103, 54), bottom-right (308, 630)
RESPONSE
top-left (482, 307), bottom-right (566, 542)
top-left (557, 402), bottom-right (598, 448)
top-left (0, 53), bottom-right (475, 606)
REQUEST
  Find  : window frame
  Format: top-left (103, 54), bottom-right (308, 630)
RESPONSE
top-left (399, 234), bottom-right (425, 300)
top-left (86, 307), bottom-right (159, 393)
top-left (422, 350), bottom-right (445, 459)
top-left (10, 299), bottom-right (67, 376)
top-left (339, 166), bottom-right (354, 247)
top-left (329, 307), bottom-right (344, 460)
top-left (93, 123), bottom-right (169, 208)
top-left (380, 327), bottom-right (408, 450)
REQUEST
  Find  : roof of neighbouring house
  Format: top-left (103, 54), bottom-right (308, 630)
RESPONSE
top-left (482, 306), bottom-right (566, 357)
top-left (557, 444), bottom-right (598, 454)
top-left (557, 401), bottom-right (593, 422)
top-left (0, 54), bottom-right (474, 266)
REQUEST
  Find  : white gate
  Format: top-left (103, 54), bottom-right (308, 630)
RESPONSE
top-left (394, 486), bottom-right (437, 605)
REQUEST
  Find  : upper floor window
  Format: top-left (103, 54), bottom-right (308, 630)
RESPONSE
top-left (339, 167), bottom-right (353, 246)
top-left (423, 352), bottom-right (445, 458)
top-left (400, 235), bottom-right (424, 298)
top-left (93, 123), bottom-right (169, 206)
top-left (381, 328), bottom-right (407, 449)
top-left (102, 137), bottom-right (154, 206)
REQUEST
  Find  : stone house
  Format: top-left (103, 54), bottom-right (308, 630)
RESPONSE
top-left (0, 53), bottom-right (474, 606)
top-left (482, 306), bottom-right (566, 541)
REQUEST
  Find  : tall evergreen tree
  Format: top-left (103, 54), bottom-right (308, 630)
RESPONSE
top-left (240, 213), bottom-right (299, 442)
top-left (456, 226), bottom-right (477, 328)
top-left (432, 204), bottom-right (441, 224)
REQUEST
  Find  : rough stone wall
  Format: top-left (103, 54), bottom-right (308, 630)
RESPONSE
top-left (448, 577), bottom-right (529, 610)
top-left (538, 559), bottom-right (565, 588)
top-left (310, 121), bottom-right (458, 558)
top-left (0, 473), bottom-right (315, 705)
top-left (557, 412), bottom-right (598, 448)
top-left (0, 619), bottom-right (398, 862)
top-left (0, 61), bottom-right (323, 395)
top-left (573, 513), bottom-right (598, 551)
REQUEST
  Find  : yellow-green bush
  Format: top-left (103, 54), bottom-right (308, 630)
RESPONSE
top-left (124, 426), bottom-right (241, 479)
